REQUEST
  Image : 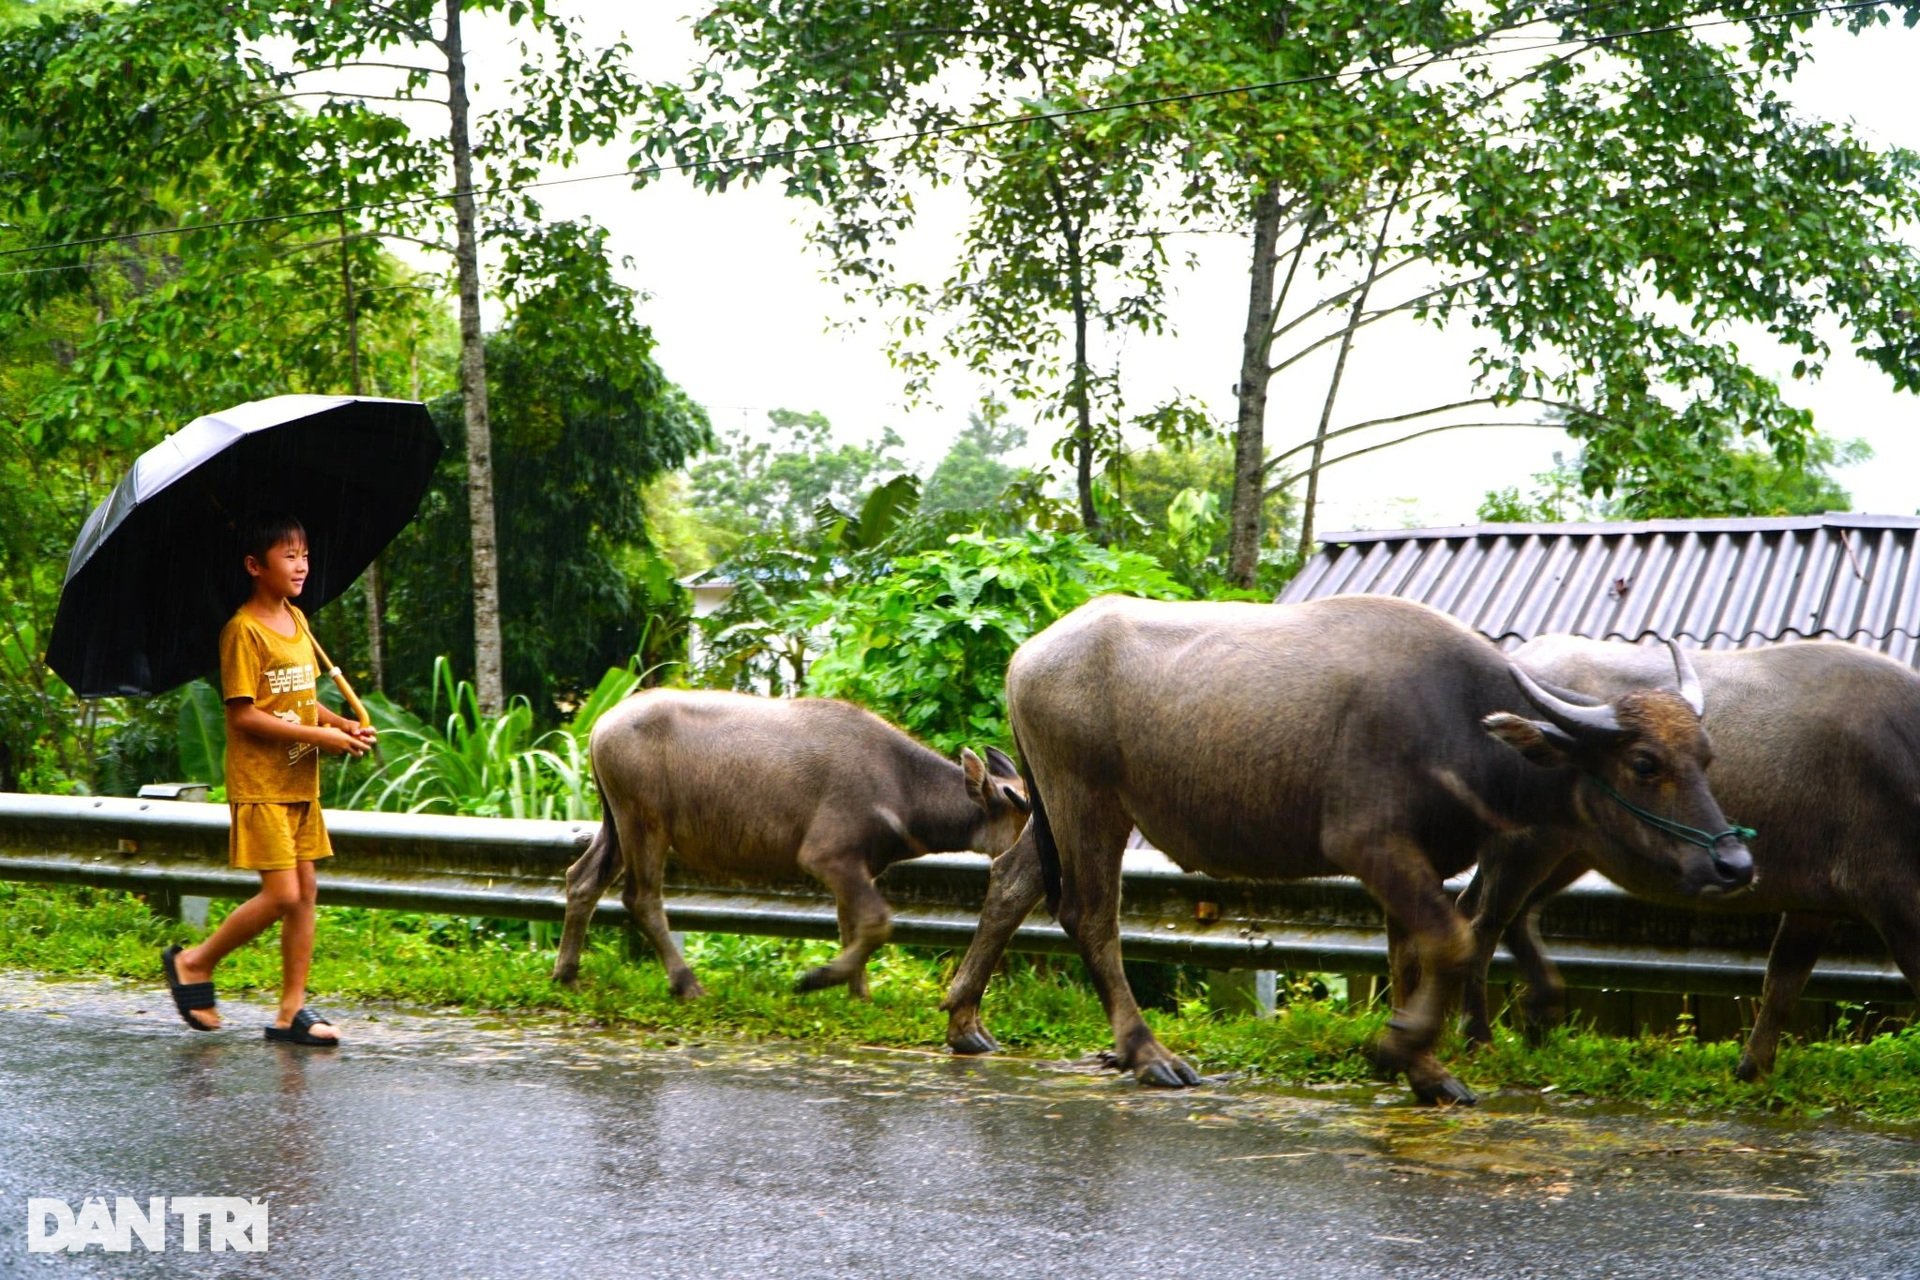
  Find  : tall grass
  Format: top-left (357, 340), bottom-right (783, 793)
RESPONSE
top-left (8, 879), bottom-right (1920, 1122)
top-left (344, 657), bottom-right (638, 819)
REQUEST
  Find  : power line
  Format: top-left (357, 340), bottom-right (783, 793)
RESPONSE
top-left (0, 0), bottom-right (1898, 276)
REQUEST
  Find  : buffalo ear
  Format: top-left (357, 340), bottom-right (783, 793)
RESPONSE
top-left (1483, 712), bottom-right (1578, 767)
top-left (960, 747), bottom-right (988, 799)
top-left (984, 745), bottom-right (1020, 779)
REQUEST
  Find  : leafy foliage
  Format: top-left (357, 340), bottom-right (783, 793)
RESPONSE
top-left (174, 681), bottom-right (226, 789)
top-left (919, 402), bottom-right (1028, 517)
top-left (686, 409), bottom-right (911, 559)
top-left (681, 409), bottom-right (920, 693)
top-left (1105, 437), bottom-right (1298, 595)
top-left (1480, 435), bottom-right (1872, 523)
top-left (362, 225), bottom-right (709, 717)
top-left (793, 529), bottom-right (1188, 754)
top-left (346, 658), bottom-right (638, 819)
top-left (653, 0), bottom-right (1920, 583)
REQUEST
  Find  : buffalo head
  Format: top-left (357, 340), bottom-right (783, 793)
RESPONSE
top-left (961, 745), bottom-right (1032, 857)
top-left (1484, 641), bottom-right (1755, 900)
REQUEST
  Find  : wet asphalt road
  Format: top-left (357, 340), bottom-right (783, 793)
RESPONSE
top-left (2, 973), bottom-right (1918, 1279)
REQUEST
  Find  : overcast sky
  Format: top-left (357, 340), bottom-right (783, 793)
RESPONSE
top-left (456, 8), bottom-right (1920, 531)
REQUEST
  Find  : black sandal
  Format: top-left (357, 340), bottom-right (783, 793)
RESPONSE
top-left (264, 1007), bottom-right (339, 1047)
top-left (161, 944), bottom-right (218, 1032)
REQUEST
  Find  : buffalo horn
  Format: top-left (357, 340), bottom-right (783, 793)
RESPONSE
top-left (1667, 639), bottom-right (1705, 717)
top-left (1507, 660), bottom-right (1624, 737)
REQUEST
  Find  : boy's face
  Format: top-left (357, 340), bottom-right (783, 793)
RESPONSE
top-left (246, 537), bottom-right (309, 600)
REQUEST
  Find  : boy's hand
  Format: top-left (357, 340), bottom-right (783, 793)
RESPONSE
top-left (319, 726), bottom-right (372, 757)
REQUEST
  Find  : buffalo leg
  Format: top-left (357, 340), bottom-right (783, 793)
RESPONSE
top-left (1459, 846), bottom-right (1577, 1046)
top-left (794, 842), bottom-right (892, 994)
top-left (1384, 917), bottom-right (1422, 1014)
top-left (943, 827), bottom-right (1046, 1054)
top-left (1049, 795), bottom-right (1197, 1087)
top-left (553, 820), bottom-right (623, 984)
top-left (1501, 902), bottom-right (1571, 1043)
top-left (621, 816), bottom-right (704, 998)
top-left (1736, 912), bottom-right (1837, 1081)
top-left (835, 894), bottom-right (872, 1001)
top-left (1344, 834), bottom-right (1476, 1105)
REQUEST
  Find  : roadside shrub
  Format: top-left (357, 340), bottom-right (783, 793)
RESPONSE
top-left (791, 529), bottom-right (1187, 754)
top-left (344, 657), bottom-right (638, 819)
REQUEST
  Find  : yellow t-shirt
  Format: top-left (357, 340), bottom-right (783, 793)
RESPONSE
top-left (219, 604), bottom-right (322, 802)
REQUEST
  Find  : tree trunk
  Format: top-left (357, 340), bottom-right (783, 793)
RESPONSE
top-left (444, 0), bottom-right (505, 714)
top-left (1296, 185), bottom-right (1403, 564)
top-left (339, 213), bottom-right (386, 695)
top-left (1227, 181), bottom-right (1284, 588)
top-left (1050, 173), bottom-right (1101, 542)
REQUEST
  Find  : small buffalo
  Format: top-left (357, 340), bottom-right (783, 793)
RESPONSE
top-left (1461, 636), bottom-right (1920, 1080)
top-left (944, 594), bottom-right (1751, 1104)
top-left (551, 689), bottom-right (1030, 997)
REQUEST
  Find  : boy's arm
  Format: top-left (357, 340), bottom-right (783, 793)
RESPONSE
top-left (226, 699), bottom-right (372, 757)
top-left (316, 702), bottom-right (377, 742)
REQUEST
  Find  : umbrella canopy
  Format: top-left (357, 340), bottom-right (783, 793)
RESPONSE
top-left (46, 395), bottom-right (442, 698)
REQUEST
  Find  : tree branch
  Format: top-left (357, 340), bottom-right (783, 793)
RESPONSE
top-left (253, 90), bottom-right (448, 107)
top-left (282, 61), bottom-right (444, 79)
top-left (1265, 420), bottom-right (1570, 498)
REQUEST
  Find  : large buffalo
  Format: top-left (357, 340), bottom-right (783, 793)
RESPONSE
top-left (1460, 636), bottom-right (1920, 1080)
top-left (950, 594), bottom-right (1751, 1104)
top-left (551, 690), bottom-right (1030, 997)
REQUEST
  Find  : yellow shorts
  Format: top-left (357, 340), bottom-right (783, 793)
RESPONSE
top-left (229, 801), bottom-right (333, 872)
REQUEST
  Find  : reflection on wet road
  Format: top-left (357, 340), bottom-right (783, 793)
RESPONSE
top-left (2, 972), bottom-right (1917, 1278)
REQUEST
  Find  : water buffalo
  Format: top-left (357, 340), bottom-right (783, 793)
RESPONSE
top-left (551, 689), bottom-right (1030, 996)
top-left (1460, 636), bottom-right (1920, 1080)
top-left (950, 593), bottom-right (1751, 1104)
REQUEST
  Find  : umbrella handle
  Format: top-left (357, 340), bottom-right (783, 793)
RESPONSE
top-left (306, 632), bottom-right (372, 729)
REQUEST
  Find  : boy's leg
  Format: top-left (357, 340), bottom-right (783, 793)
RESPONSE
top-left (271, 860), bottom-right (337, 1043)
top-left (172, 870), bottom-right (302, 1031)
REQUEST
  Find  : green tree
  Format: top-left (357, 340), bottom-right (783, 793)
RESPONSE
top-left (1106, 436), bottom-right (1296, 594)
top-left (644, 1), bottom-right (1920, 590)
top-left (1481, 436), bottom-right (1871, 524)
top-left (0, 0), bottom-right (449, 789)
top-left (920, 402), bottom-right (1027, 517)
top-left (640, 2), bottom-right (1203, 540)
top-left (248, 0), bottom-right (650, 714)
top-left (794, 529), bottom-right (1188, 755)
top-left (375, 222), bottom-right (710, 715)
top-left (683, 410), bottom-right (917, 693)
top-left (687, 409), bottom-right (911, 557)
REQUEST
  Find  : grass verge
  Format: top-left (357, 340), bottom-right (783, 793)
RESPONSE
top-left (4, 881), bottom-right (1918, 1123)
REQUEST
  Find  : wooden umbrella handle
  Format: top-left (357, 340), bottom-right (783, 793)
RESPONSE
top-left (306, 631), bottom-right (372, 728)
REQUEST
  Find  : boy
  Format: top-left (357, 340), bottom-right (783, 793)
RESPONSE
top-left (160, 514), bottom-right (374, 1045)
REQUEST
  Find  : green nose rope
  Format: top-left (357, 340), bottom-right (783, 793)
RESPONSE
top-left (1585, 776), bottom-right (1757, 849)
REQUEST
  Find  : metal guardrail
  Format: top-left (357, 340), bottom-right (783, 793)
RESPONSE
top-left (0, 791), bottom-right (1910, 1001)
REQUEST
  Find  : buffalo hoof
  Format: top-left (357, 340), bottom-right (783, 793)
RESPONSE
top-left (1410, 1074), bottom-right (1478, 1107)
top-left (669, 974), bottom-right (707, 1000)
top-left (1460, 1017), bottom-right (1494, 1049)
top-left (1733, 1053), bottom-right (1771, 1084)
top-left (1137, 1057), bottom-right (1203, 1088)
top-left (948, 1026), bottom-right (1001, 1056)
top-left (793, 966), bottom-right (842, 994)
top-left (551, 966), bottom-right (580, 987)
top-left (1094, 1049), bottom-right (1202, 1087)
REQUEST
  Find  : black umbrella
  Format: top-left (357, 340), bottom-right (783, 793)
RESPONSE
top-left (46, 395), bottom-right (442, 710)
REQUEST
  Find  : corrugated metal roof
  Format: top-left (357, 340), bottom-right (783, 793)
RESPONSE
top-left (1277, 514), bottom-right (1920, 666)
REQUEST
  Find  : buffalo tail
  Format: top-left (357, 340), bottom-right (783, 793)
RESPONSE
top-left (1015, 728), bottom-right (1063, 917)
top-left (582, 773), bottom-right (625, 890)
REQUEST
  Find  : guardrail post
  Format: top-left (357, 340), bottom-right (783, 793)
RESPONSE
top-left (136, 785), bottom-right (212, 927)
top-left (1206, 969), bottom-right (1276, 1017)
